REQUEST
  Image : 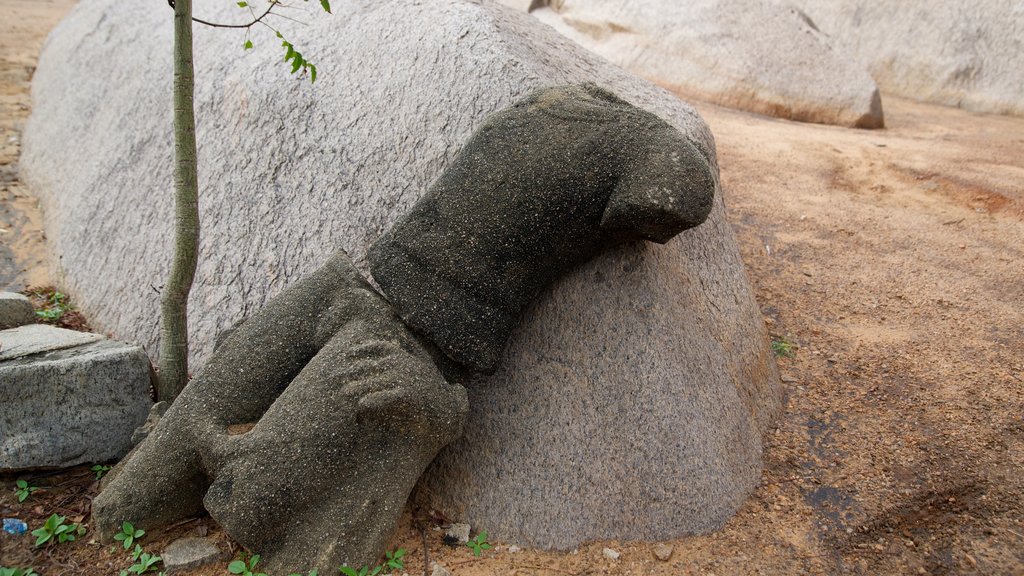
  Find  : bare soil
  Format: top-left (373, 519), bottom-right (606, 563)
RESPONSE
top-left (2, 1), bottom-right (1022, 575)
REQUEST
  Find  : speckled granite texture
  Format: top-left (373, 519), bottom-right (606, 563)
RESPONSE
top-left (0, 326), bottom-right (151, 470)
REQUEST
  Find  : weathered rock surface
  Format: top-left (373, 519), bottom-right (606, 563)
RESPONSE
top-left (0, 292), bottom-right (35, 329)
top-left (507, 0), bottom-right (883, 128)
top-left (0, 325), bottom-right (151, 470)
top-left (788, 0), bottom-right (1024, 116)
top-left (161, 537), bottom-right (226, 574)
top-left (26, 0), bottom-right (781, 550)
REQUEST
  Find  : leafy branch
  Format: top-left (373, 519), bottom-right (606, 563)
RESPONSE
top-left (165, 0), bottom-right (331, 82)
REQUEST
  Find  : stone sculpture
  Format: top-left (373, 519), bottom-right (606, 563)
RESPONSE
top-left (92, 83), bottom-right (716, 574)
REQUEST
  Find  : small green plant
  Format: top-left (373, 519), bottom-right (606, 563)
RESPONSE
top-left (229, 554), bottom-right (268, 576)
top-left (383, 548), bottom-right (406, 572)
top-left (771, 336), bottom-right (796, 358)
top-left (114, 521), bottom-right (146, 549)
top-left (466, 531), bottom-right (492, 557)
top-left (338, 566), bottom-right (380, 576)
top-left (120, 550), bottom-right (161, 575)
top-left (30, 513), bottom-right (84, 546)
top-left (13, 480), bottom-right (39, 503)
top-left (91, 464), bottom-right (112, 479)
top-left (0, 567), bottom-right (40, 576)
top-left (32, 290), bottom-right (70, 322)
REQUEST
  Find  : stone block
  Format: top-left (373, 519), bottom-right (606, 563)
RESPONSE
top-left (0, 325), bottom-right (152, 470)
top-left (0, 292), bottom-right (35, 330)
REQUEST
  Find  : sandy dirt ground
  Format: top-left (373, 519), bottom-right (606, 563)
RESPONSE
top-left (1, 1), bottom-right (1022, 575)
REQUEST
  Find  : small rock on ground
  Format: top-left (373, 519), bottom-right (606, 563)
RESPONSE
top-left (653, 542), bottom-right (674, 561)
top-left (444, 523), bottom-right (470, 545)
top-left (161, 537), bottom-right (225, 573)
top-left (431, 561), bottom-right (453, 576)
top-left (603, 547), bottom-right (621, 560)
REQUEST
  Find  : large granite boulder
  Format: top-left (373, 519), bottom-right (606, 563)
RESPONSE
top-left (23, 0), bottom-right (781, 552)
top-left (504, 0), bottom-right (883, 128)
top-left (788, 0), bottom-right (1024, 116)
top-left (0, 325), bottom-right (152, 470)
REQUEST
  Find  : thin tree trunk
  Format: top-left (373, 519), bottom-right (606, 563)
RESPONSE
top-left (158, 0), bottom-right (200, 402)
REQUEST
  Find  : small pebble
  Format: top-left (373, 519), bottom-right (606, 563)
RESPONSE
top-left (602, 547), bottom-right (620, 560)
top-left (443, 523), bottom-right (470, 545)
top-left (653, 542), bottom-right (674, 561)
top-left (508, 545), bottom-right (521, 553)
top-left (430, 562), bottom-right (453, 576)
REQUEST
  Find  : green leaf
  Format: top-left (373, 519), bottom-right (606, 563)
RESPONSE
top-left (244, 39), bottom-right (253, 50)
top-left (250, 555), bottom-right (260, 568)
top-left (339, 568), bottom-right (358, 576)
top-left (32, 529), bottom-right (50, 547)
top-left (290, 55), bottom-right (303, 73)
top-left (308, 63), bottom-right (317, 83)
top-left (228, 560), bottom-right (247, 574)
top-left (237, 1), bottom-right (248, 6)
top-left (320, 0), bottom-right (331, 12)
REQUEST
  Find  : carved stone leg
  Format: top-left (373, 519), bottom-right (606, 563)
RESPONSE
top-left (92, 252), bottom-right (468, 574)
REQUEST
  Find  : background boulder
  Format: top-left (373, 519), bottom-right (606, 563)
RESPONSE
top-left (789, 0), bottom-right (1024, 116)
top-left (503, 0), bottom-right (883, 128)
top-left (23, 0), bottom-right (781, 548)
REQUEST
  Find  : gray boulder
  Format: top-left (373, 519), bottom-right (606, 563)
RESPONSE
top-left (506, 0), bottom-right (883, 128)
top-left (0, 325), bottom-right (152, 470)
top-left (0, 292), bottom-right (35, 329)
top-left (25, 0), bottom-right (780, 552)
top-left (788, 0), bottom-right (1024, 116)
